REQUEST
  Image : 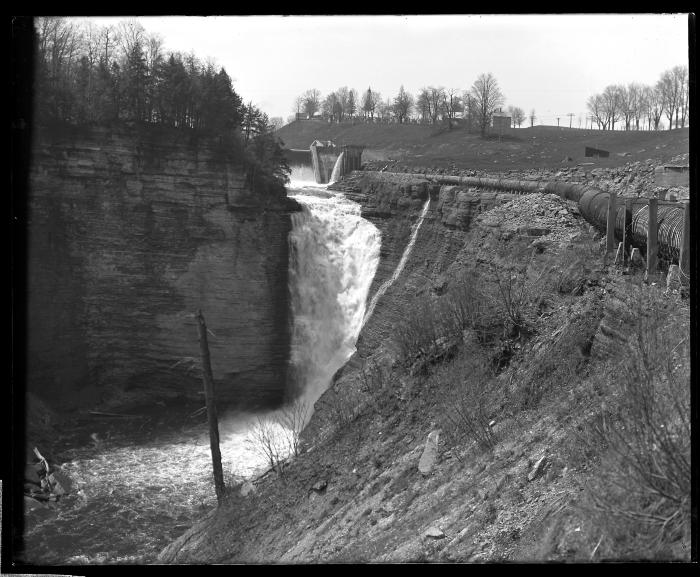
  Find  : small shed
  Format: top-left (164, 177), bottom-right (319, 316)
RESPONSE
top-left (492, 109), bottom-right (512, 131)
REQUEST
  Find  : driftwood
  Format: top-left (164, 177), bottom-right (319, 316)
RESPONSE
top-left (33, 447), bottom-right (50, 475)
top-left (87, 411), bottom-right (143, 419)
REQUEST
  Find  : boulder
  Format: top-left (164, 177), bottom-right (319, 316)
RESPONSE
top-left (418, 430), bottom-right (440, 476)
top-left (240, 481), bottom-right (256, 497)
top-left (424, 526), bottom-right (446, 539)
top-left (528, 455), bottom-right (548, 482)
top-left (312, 480), bottom-right (328, 493)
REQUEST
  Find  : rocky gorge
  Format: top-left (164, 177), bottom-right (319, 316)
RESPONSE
top-left (20, 129), bottom-right (690, 563)
top-left (26, 124), bottom-right (299, 413)
top-left (158, 162), bottom-right (689, 563)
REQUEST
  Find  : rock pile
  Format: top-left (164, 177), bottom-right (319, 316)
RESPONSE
top-left (476, 193), bottom-right (581, 247)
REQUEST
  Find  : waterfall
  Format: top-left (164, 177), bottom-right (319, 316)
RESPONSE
top-left (363, 198), bottom-right (431, 325)
top-left (288, 187), bottom-right (381, 415)
top-left (288, 163), bottom-right (317, 186)
top-left (329, 151), bottom-right (346, 184)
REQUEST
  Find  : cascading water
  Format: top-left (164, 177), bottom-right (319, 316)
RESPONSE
top-left (363, 197), bottom-right (431, 324)
top-left (287, 180), bottom-right (381, 415)
top-left (288, 162), bottom-right (318, 186)
top-left (329, 151), bottom-right (345, 184)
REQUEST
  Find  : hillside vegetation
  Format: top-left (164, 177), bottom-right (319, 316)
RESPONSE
top-left (275, 121), bottom-right (689, 170)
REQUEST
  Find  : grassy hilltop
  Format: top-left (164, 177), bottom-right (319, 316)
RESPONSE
top-left (275, 121), bottom-right (689, 171)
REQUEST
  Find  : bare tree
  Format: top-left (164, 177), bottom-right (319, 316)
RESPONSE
top-left (644, 84), bottom-right (664, 130)
top-left (336, 86), bottom-right (350, 121)
top-left (508, 106), bottom-right (525, 128)
top-left (602, 85), bottom-right (622, 130)
top-left (416, 88), bottom-right (431, 123)
top-left (322, 91), bottom-right (339, 122)
top-left (269, 116), bottom-right (285, 131)
top-left (392, 85), bottom-right (414, 123)
top-left (469, 73), bottom-right (504, 136)
top-left (362, 86), bottom-right (378, 120)
top-left (440, 88), bottom-right (462, 128)
top-left (674, 65), bottom-right (689, 128)
top-left (302, 88), bottom-right (321, 118)
top-left (426, 86), bottom-right (445, 124)
top-left (347, 88), bottom-right (358, 119)
top-left (293, 95), bottom-right (303, 116)
top-left (97, 23), bottom-right (120, 65)
top-left (657, 67), bottom-right (685, 130)
top-left (529, 108), bottom-right (536, 127)
top-left (116, 19), bottom-right (146, 60)
top-left (627, 83), bottom-right (644, 130)
top-left (618, 85), bottom-right (633, 130)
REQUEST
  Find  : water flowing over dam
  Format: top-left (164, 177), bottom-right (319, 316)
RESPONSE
top-left (287, 180), bottom-right (381, 413)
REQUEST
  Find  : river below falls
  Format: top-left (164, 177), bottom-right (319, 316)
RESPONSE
top-left (21, 407), bottom-right (276, 564)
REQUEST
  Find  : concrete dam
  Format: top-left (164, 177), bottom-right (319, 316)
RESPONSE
top-left (284, 141), bottom-right (363, 185)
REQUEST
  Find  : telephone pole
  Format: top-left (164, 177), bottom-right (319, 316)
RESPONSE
top-left (557, 117), bottom-right (560, 128)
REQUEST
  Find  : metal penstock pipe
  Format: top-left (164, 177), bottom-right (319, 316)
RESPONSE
top-left (361, 170), bottom-right (686, 263)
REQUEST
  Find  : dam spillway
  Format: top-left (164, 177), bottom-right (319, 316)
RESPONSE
top-left (284, 143), bottom-right (363, 185)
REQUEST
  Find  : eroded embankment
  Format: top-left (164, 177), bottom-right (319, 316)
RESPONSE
top-left (158, 171), bottom-right (690, 563)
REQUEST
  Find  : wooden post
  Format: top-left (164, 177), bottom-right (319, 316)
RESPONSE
top-left (622, 198), bottom-right (633, 262)
top-left (196, 310), bottom-right (225, 503)
top-left (614, 242), bottom-right (624, 264)
top-left (606, 191), bottom-right (617, 254)
top-left (679, 200), bottom-right (690, 286)
top-left (646, 197), bottom-right (659, 279)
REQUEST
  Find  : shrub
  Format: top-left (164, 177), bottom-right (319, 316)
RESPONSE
top-left (246, 416), bottom-right (289, 476)
top-left (393, 268), bottom-right (494, 372)
top-left (438, 346), bottom-right (499, 451)
top-left (246, 398), bottom-right (310, 475)
top-left (485, 247), bottom-right (554, 339)
top-left (277, 398), bottom-right (310, 458)
top-left (582, 303), bottom-right (691, 558)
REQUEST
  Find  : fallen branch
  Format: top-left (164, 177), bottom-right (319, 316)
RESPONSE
top-left (590, 535), bottom-right (604, 560)
top-left (88, 411), bottom-right (143, 419)
top-left (33, 447), bottom-right (50, 475)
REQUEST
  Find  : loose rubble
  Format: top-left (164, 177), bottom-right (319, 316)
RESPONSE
top-left (476, 193), bottom-right (581, 246)
top-left (363, 153), bottom-right (689, 201)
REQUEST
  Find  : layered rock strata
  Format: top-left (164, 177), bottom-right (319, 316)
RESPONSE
top-left (27, 125), bottom-right (299, 410)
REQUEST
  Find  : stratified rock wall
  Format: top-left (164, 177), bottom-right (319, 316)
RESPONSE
top-left (344, 173), bottom-right (516, 356)
top-left (308, 173), bottom-right (518, 439)
top-left (27, 125), bottom-right (298, 410)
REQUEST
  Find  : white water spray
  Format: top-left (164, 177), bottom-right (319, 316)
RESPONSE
top-left (287, 181), bottom-right (381, 415)
top-left (329, 151), bottom-right (345, 184)
top-left (363, 197), bottom-right (431, 324)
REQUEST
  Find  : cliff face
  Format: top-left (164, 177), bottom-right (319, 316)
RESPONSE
top-left (308, 172), bottom-right (519, 437)
top-left (342, 173), bottom-right (518, 356)
top-left (27, 125), bottom-right (299, 411)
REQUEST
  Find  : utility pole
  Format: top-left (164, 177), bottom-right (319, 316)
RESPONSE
top-left (557, 117), bottom-right (561, 128)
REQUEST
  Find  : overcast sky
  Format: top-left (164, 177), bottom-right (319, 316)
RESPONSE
top-left (78, 14), bottom-right (689, 126)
